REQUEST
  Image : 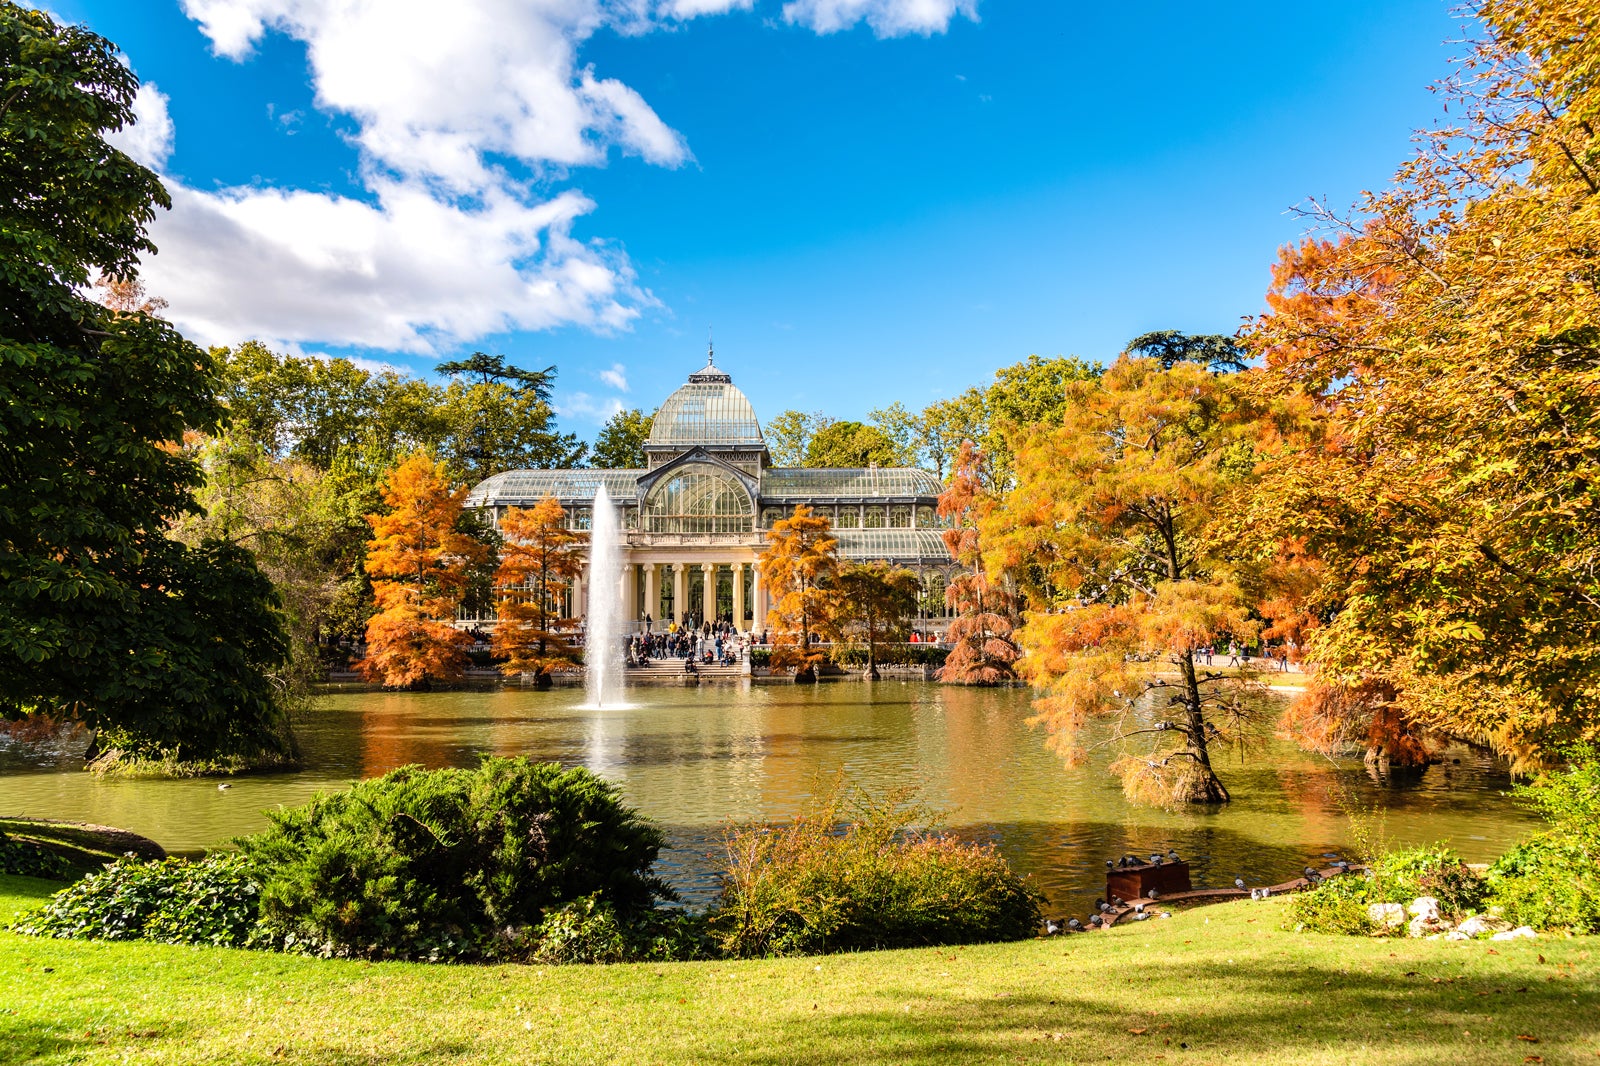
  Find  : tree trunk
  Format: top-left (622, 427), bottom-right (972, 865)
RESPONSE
top-left (1178, 651), bottom-right (1230, 804)
top-left (793, 664), bottom-right (817, 684)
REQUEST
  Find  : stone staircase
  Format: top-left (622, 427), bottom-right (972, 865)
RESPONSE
top-left (629, 656), bottom-right (747, 681)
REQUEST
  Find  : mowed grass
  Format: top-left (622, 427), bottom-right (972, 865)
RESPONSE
top-left (2, 875), bottom-right (1596, 1065)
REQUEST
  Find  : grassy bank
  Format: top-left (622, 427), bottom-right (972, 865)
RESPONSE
top-left (2, 876), bottom-right (1595, 1064)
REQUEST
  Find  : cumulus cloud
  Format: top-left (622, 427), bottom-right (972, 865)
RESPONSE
top-left (128, 0), bottom-right (970, 355)
top-left (106, 82), bottom-right (175, 169)
top-left (598, 363), bottom-right (629, 391)
top-left (559, 391), bottom-right (626, 422)
top-left (781, 0), bottom-right (978, 36)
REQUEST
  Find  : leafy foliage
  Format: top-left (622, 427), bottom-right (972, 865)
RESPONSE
top-left (492, 497), bottom-right (583, 680)
top-left (760, 506), bottom-right (842, 681)
top-left (590, 408), bottom-right (654, 468)
top-left (13, 854), bottom-right (265, 947)
top-left (237, 758), bottom-right (669, 960)
top-left (1487, 750), bottom-right (1600, 932)
top-left (804, 420), bottom-right (899, 468)
top-left (709, 779), bottom-right (1043, 957)
top-left (935, 442), bottom-right (1020, 686)
top-left (521, 895), bottom-right (712, 964)
top-left (0, 6), bottom-right (291, 764)
top-left (1241, 1), bottom-right (1600, 765)
top-left (0, 834), bottom-right (71, 879)
top-left (834, 561), bottom-right (920, 677)
top-left (981, 358), bottom-right (1266, 803)
top-left (358, 453), bottom-right (489, 688)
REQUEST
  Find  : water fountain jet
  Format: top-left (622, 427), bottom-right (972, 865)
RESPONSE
top-left (583, 484), bottom-right (627, 708)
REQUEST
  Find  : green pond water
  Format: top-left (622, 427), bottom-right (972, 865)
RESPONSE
top-left (0, 682), bottom-right (1540, 914)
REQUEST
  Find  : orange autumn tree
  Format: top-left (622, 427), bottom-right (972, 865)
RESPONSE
top-left (760, 505), bottom-right (841, 684)
top-left (981, 357), bottom-right (1265, 805)
top-left (359, 453), bottom-right (487, 688)
top-left (934, 441), bottom-right (1020, 685)
top-left (492, 496), bottom-right (583, 688)
top-left (1243, 0), bottom-right (1600, 768)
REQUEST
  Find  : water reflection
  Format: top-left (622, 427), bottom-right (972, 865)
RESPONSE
top-left (0, 682), bottom-right (1538, 911)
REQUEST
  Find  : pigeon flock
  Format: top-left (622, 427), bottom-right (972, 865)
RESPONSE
top-left (1044, 847), bottom-right (1355, 934)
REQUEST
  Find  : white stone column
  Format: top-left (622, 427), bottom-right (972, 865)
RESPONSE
top-left (643, 565), bottom-right (659, 627)
top-left (671, 563), bottom-right (686, 626)
top-left (622, 564), bottom-right (638, 626)
top-left (732, 563), bottom-right (746, 632)
top-left (702, 564), bottom-right (716, 625)
top-left (754, 564), bottom-right (768, 628)
top-left (572, 570), bottom-right (585, 620)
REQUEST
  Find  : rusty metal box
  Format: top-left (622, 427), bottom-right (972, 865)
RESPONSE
top-left (1107, 860), bottom-right (1191, 902)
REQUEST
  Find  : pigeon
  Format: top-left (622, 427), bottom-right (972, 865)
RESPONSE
top-left (1250, 888), bottom-right (1262, 901)
top-left (1111, 895), bottom-right (1125, 907)
top-left (1151, 856), bottom-right (1163, 867)
top-left (1131, 911), bottom-right (1149, 921)
top-left (1098, 901), bottom-right (1112, 913)
top-left (1307, 871), bottom-right (1324, 885)
top-left (1303, 866), bottom-right (1317, 878)
top-left (1067, 918), bottom-right (1083, 931)
top-left (1146, 889), bottom-right (1160, 900)
top-left (1088, 915), bottom-right (1103, 928)
top-left (1045, 919), bottom-right (1061, 935)
top-left (1094, 897), bottom-right (1106, 909)
top-left (1234, 878), bottom-right (1246, 890)
top-left (1158, 912), bottom-right (1172, 919)
top-left (1167, 849), bottom-right (1180, 861)
top-left (1105, 859), bottom-right (1115, 869)
top-left (1259, 887), bottom-right (1271, 899)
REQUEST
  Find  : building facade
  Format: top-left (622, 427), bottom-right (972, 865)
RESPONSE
top-left (464, 353), bottom-right (958, 632)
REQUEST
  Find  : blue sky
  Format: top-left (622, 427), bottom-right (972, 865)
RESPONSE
top-left (56, 0), bottom-right (1459, 436)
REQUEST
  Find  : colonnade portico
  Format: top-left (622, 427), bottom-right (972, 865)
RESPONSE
top-left (611, 557), bottom-right (765, 631)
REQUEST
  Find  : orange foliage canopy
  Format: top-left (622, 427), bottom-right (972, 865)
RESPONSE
top-left (760, 505), bottom-right (841, 680)
top-left (492, 497), bottom-right (583, 679)
top-left (1243, 0), bottom-right (1600, 766)
top-left (934, 442), bottom-right (1020, 686)
top-left (357, 453), bottom-right (487, 688)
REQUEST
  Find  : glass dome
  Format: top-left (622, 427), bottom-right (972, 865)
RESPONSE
top-left (642, 463), bottom-right (755, 533)
top-left (647, 355), bottom-right (764, 447)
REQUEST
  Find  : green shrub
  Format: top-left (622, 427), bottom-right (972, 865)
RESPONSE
top-left (0, 834), bottom-right (73, 879)
top-left (709, 780), bottom-right (1043, 957)
top-left (1284, 871), bottom-right (1378, 935)
top-left (1372, 846), bottom-right (1487, 918)
top-left (516, 895), bottom-right (713, 964)
top-left (238, 757), bottom-right (670, 959)
top-left (749, 648), bottom-right (772, 667)
top-left (1487, 750), bottom-right (1600, 933)
top-left (828, 645), bottom-right (949, 668)
top-left (13, 853), bottom-right (264, 947)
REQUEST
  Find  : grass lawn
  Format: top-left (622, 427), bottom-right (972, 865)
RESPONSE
top-left (2, 874), bottom-right (1596, 1065)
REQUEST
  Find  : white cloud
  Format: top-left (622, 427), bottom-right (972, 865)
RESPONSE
top-left (781, 0), bottom-right (977, 36)
top-left (598, 363), bottom-right (629, 391)
top-left (132, 0), bottom-right (964, 354)
top-left (143, 181), bottom-right (646, 352)
top-left (106, 82), bottom-right (175, 169)
top-left (558, 391), bottom-right (626, 423)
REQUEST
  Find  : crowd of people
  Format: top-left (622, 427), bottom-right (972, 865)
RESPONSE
top-left (627, 614), bottom-right (748, 669)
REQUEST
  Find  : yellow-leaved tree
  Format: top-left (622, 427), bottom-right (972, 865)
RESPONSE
top-left (1243, 0), bottom-right (1600, 767)
top-left (761, 505), bottom-right (841, 684)
top-left (358, 453), bottom-right (487, 689)
top-left (492, 496), bottom-right (583, 688)
top-left (934, 441), bottom-right (1021, 686)
top-left (982, 357), bottom-right (1265, 805)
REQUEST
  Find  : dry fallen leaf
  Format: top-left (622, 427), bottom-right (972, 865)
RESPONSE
top-left (1128, 1028), bottom-right (1148, 1035)
top-left (1518, 1035), bottom-right (1541, 1043)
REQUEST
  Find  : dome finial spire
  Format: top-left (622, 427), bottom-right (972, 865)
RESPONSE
top-left (707, 325), bottom-right (715, 367)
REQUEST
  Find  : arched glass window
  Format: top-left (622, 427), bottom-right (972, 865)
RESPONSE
top-left (864, 505), bottom-right (886, 529)
top-left (889, 506), bottom-right (911, 528)
top-left (761, 506), bottom-right (785, 527)
top-left (916, 505), bottom-right (936, 528)
top-left (573, 507), bottom-right (592, 530)
top-left (643, 464), bottom-right (754, 533)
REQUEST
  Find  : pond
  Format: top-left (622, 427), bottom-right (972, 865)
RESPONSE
top-left (0, 681), bottom-right (1540, 913)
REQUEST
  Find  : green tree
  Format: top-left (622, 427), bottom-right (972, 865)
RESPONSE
top-left (591, 408), bottom-right (654, 468)
top-left (804, 420), bottom-right (899, 468)
top-left (1124, 331), bottom-right (1249, 373)
top-left (0, 6), bottom-right (292, 766)
top-left (435, 351), bottom-right (555, 398)
top-left (866, 402), bottom-right (925, 467)
top-left (439, 379), bottom-right (585, 485)
top-left (835, 561), bottom-right (920, 679)
top-left (765, 410), bottom-right (833, 467)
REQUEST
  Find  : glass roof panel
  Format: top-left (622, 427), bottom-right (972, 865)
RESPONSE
top-left (834, 528), bottom-right (952, 563)
top-left (467, 469), bottom-right (642, 506)
top-left (648, 369), bottom-right (764, 446)
top-left (761, 467), bottom-right (944, 498)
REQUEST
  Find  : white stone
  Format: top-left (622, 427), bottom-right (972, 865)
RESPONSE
top-left (1407, 896), bottom-right (1441, 921)
top-left (1490, 926), bottom-right (1538, 941)
top-left (1368, 903), bottom-right (1407, 928)
top-left (1445, 930), bottom-right (1473, 941)
top-left (1456, 915), bottom-right (1511, 938)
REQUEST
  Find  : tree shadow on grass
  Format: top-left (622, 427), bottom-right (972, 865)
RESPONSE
top-left (697, 950), bottom-right (1600, 1065)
